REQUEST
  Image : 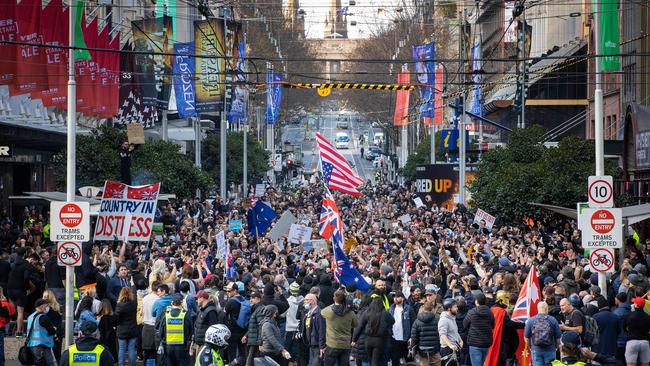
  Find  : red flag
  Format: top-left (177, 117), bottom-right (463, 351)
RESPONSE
top-left (433, 65), bottom-right (444, 126)
top-left (484, 306), bottom-right (507, 366)
top-left (105, 32), bottom-right (120, 117)
top-left (13, 0), bottom-right (47, 95)
top-left (93, 25), bottom-right (109, 116)
top-left (77, 16), bottom-right (97, 113)
top-left (0, 0), bottom-right (18, 85)
top-left (512, 266), bottom-right (542, 366)
top-left (393, 70), bottom-right (410, 126)
top-left (40, 0), bottom-right (68, 107)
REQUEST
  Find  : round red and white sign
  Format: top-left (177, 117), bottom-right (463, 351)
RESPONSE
top-left (59, 203), bottom-right (83, 228)
top-left (588, 179), bottom-right (613, 205)
top-left (590, 209), bottom-right (615, 234)
top-left (589, 248), bottom-right (614, 272)
top-left (57, 241), bottom-right (82, 266)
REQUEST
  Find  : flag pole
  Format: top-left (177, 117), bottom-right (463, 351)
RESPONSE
top-left (64, 0), bottom-right (77, 350)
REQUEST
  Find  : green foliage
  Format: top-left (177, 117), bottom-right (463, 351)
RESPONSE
top-left (51, 126), bottom-right (212, 198)
top-left (201, 131), bottom-right (270, 186)
top-left (468, 125), bottom-right (619, 224)
top-left (403, 130), bottom-right (447, 181)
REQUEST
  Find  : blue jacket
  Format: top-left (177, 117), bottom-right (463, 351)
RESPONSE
top-left (592, 308), bottom-right (620, 357)
top-left (388, 303), bottom-right (415, 341)
top-left (613, 302), bottom-right (631, 347)
top-left (152, 295), bottom-right (173, 319)
top-left (106, 276), bottom-right (132, 304)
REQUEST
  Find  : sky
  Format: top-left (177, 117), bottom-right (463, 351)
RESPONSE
top-left (288, 0), bottom-right (410, 39)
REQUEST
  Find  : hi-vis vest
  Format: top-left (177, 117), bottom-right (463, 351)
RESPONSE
top-left (69, 344), bottom-right (105, 366)
top-left (370, 293), bottom-right (389, 310)
top-left (165, 308), bottom-right (186, 345)
top-left (551, 360), bottom-right (586, 366)
top-left (195, 345), bottom-right (226, 366)
top-left (26, 313), bottom-right (54, 348)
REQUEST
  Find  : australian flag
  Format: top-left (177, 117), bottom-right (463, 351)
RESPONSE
top-left (321, 188), bottom-right (370, 291)
top-left (247, 200), bottom-right (277, 237)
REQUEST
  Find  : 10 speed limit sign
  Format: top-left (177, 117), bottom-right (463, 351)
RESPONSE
top-left (588, 176), bottom-right (613, 208)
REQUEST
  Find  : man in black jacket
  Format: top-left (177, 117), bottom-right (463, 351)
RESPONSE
top-left (301, 293), bottom-right (325, 366)
top-left (243, 291), bottom-right (265, 366)
top-left (44, 249), bottom-right (65, 308)
top-left (192, 290), bottom-right (221, 351)
top-left (462, 293), bottom-right (494, 366)
top-left (411, 301), bottom-right (441, 366)
top-left (7, 247), bottom-right (42, 336)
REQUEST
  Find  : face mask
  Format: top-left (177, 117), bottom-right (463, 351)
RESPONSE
top-left (304, 303), bottom-right (311, 311)
top-left (45, 306), bottom-right (50, 313)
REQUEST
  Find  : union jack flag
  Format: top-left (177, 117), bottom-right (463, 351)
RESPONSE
top-left (319, 188), bottom-right (343, 240)
top-left (512, 266), bottom-right (541, 322)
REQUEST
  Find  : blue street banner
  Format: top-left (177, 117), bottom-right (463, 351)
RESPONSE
top-left (173, 42), bottom-right (197, 118)
top-left (266, 71), bottom-right (283, 125)
top-left (471, 42), bottom-right (482, 117)
top-left (228, 41), bottom-right (249, 124)
top-left (412, 42), bottom-right (436, 118)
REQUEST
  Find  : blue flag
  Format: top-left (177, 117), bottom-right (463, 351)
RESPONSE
top-left (331, 222), bottom-right (370, 292)
top-left (173, 42), bottom-right (197, 118)
top-left (266, 71), bottom-right (283, 125)
top-left (247, 200), bottom-right (277, 236)
top-left (412, 43), bottom-right (436, 118)
top-left (471, 42), bottom-right (482, 117)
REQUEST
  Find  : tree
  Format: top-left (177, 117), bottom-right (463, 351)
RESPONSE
top-left (403, 130), bottom-right (446, 180)
top-left (201, 131), bottom-right (270, 188)
top-left (51, 126), bottom-right (212, 198)
top-left (468, 125), bottom-right (619, 224)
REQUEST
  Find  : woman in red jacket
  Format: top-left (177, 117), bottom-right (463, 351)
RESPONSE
top-left (0, 286), bottom-right (16, 366)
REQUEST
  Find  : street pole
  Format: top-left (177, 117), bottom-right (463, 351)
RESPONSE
top-left (161, 110), bottom-right (168, 141)
top-left (220, 12), bottom-right (228, 201)
top-left (520, 9), bottom-right (526, 128)
top-left (430, 123), bottom-right (436, 164)
top-left (593, 3), bottom-right (606, 298)
top-left (458, 10), bottom-right (467, 205)
top-left (401, 64), bottom-right (408, 168)
top-left (65, 0), bottom-right (76, 349)
top-left (194, 118), bottom-right (201, 168)
top-left (243, 124), bottom-right (248, 197)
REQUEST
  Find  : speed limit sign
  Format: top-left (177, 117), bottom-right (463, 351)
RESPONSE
top-left (588, 176), bottom-right (613, 208)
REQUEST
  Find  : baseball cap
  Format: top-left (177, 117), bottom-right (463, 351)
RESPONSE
top-left (224, 282), bottom-right (238, 291)
top-left (80, 321), bottom-right (98, 335)
top-left (35, 299), bottom-right (49, 308)
top-left (194, 290), bottom-right (210, 299)
top-left (632, 297), bottom-right (646, 309)
top-left (560, 331), bottom-right (581, 347)
top-left (250, 291), bottom-right (262, 299)
top-left (172, 293), bottom-right (184, 304)
top-left (393, 291), bottom-right (405, 298)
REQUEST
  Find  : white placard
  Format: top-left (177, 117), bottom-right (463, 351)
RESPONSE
top-left (414, 197), bottom-right (425, 208)
top-left (288, 224), bottom-right (313, 244)
top-left (268, 210), bottom-right (298, 241)
top-left (473, 208), bottom-right (496, 230)
top-left (398, 214), bottom-right (411, 224)
top-left (216, 230), bottom-right (226, 260)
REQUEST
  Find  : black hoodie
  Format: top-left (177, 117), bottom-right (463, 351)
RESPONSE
top-left (75, 242), bottom-right (98, 288)
top-left (60, 336), bottom-right (115, 366)
top-left (318, 273), bottom-right (334, 306)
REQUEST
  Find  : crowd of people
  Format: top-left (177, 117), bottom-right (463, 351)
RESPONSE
top-left (0, 178), bottom-right (649, 366)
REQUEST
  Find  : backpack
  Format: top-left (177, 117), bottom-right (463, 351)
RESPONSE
top-left (531, 315), bottom-right (554, 347)
top-left (582, 315), bottom-right (600, 347)
top-left (233, 296), bottom-right (252, 329)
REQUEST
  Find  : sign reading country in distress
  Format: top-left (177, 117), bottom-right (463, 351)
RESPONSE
top-left (94, 180), bottom-right (161, 242)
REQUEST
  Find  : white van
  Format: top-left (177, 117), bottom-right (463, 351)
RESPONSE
top-left (335, 132), bottom-right (350, 149)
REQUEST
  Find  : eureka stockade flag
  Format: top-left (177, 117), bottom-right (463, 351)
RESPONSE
top-left (94, 180), bottom-right (161, 242)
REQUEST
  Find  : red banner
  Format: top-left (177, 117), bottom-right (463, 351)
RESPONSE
top-left (0, 0), bottom-right (18, 85)
top-left (393, 70), bottom-right (410, 126)
top-left (433, 65), bottom-right (444, 126)
top-left (105, 33), bottom-right (120, 117)
top-left (40, 0), bottom-right (68, 107)
top-left (14, 0), bottom-right (47, 95)
top-left (93, 26), bottom-right (108, 116)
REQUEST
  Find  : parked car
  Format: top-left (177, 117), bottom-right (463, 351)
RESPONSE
top-left (366, 146), bottom-right (381, 161)
top-left (335, 132), bottom-right (350, 149)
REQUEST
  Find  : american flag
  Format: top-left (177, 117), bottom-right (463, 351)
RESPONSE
top-left (319, 188), bottom-right (343, 240)
top-left (315, 133), bottom-right (364, 196)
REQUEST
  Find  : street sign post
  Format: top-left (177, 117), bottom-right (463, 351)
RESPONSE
top-left (589, 248), bottom-right (615, 273)
top-left (588, 175), bottom-right (614, 208)
top-left (57, 241), bottom-right (82, 266)
top-left (580, 208), bottom-right (623, 248)
top-left (50, 202), bottom-right (90, 242)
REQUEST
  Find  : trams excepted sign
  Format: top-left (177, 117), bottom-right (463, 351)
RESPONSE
top-left (50, 202), bottom-right (90, 242)
top-left (589, 248), bottom-right (615, 273)
top-left (580, 208), bottom-right (622, 248)
top-left (57, 241), bottom-right (82, 266)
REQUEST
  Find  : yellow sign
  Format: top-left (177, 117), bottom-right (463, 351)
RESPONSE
top-left (317, 85), bottom-right (331, 97)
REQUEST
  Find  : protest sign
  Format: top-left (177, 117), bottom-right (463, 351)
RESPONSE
top-left (268, 210), bottom-right (297, 241)
top-left (216, 230), bottom-right (226, 259)
top-left (94, 180), bottom-right (161, 242)
top-left (288, 224), bottom-right (313, 244)
top-left (399, 214), bottom-right (412, 224)
top-left (414, 197), bottom-right (425, 208)
top-left (127, 124), bottom-right (145, 144)
top-left (228, 219), bottom-right (242, 232)
top-left (473, 208), bottom-right (496, 230)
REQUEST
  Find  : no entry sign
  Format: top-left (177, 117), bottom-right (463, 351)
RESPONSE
top-left (580, 208), bottom-right (622, 248)
top-left (589, 248), bottom-right (615, 273)
top-left (51, 202), bottom-right (90, 242)
top-left (57, 241), bottom-right (82, 266)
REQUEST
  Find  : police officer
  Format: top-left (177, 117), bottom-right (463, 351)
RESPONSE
top-left (195, 324), bottom-right (230, 366)
top-left (59, 321), bottom-right (115, 366)
top-left (551, 331), bottom-right (618, 366)
top-left (159, 294), bottom-right (193, 366)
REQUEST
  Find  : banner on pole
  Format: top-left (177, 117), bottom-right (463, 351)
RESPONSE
top-left (132, 17), bottom-right (174, 109)
top-left (194, 18), bottom-right (225, 113)
top-left (173, 42), bottom-right (197, 118)
top-left (393, 70), bottom-right (410, 126)
top-left (94, 181), bottom-right (161, 242)
top-left (228, 41), bottom-right (249, 124)
top-left (412, 42), bottom-right (435, 118)
top-left (266, 71), bottom-right (283, 125)
top-left (597, 0), bottom-right (620, 72)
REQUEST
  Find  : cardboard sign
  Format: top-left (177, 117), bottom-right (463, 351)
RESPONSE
top-left (288, 224), bottom-right (313, 244)
top-left (94, 180), bottom-right (161, 242)
top-left (268, 210), bottom-right (298, 242)
top-left (127, 123), bottom-right (145, 144)
top-left (473, 208), bottom-right (496, 230)
top-left (216, 230), bottom-right (226, 260)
